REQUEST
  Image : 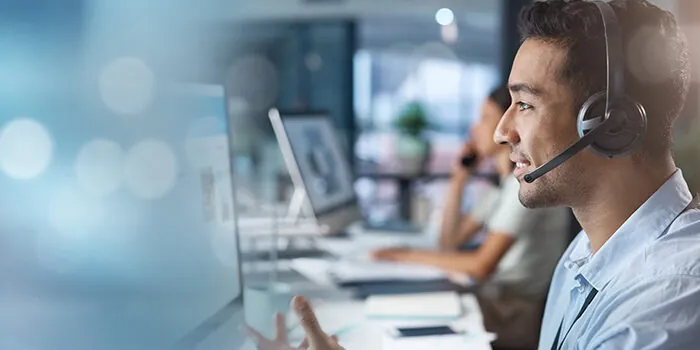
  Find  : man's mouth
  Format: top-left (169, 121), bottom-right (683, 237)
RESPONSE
top-left (510, 153), bottom-right (532, 179)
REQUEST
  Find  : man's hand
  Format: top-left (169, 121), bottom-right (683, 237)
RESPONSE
top-left (243, 296), bottom-right (344, 350)
top-left (371, 247), bottom-right (413, 262)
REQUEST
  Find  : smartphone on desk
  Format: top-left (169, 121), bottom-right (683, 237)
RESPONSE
top-left (387, 325), bottom-right (461, 338)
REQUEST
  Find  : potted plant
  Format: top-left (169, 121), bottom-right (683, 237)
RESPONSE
top-left (394, 101), bottom-right (431, 175)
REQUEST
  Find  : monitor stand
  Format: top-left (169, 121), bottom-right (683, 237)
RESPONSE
top-left (285, 187), bottom-right (312, 225)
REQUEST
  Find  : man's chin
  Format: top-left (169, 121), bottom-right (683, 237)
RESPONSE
top-left (518, 187), bottom-right (546, 209)
top-left (518, 193), bottom-right (536, 208)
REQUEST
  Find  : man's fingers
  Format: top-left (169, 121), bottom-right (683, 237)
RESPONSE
top-left (330, 335), bottom-right (339, 343)
top-left (291, 296), bottom-right (327, 346)
top-left (274, 312), bottom-right (288, 343)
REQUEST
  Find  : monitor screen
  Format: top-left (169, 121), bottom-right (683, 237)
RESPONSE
top-left (0, 82), bottom-right (243, 350)
top-left (275, 113), bottom-right (356, 216)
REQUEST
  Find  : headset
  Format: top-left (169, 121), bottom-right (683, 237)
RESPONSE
top-left (523, 1), bottom-right (648, 183)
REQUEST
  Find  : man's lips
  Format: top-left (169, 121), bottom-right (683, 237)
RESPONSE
top-left (510, 153), bottom-right (532, 178)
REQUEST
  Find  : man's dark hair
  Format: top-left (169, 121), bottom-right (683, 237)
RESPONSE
top-left (489, 85), bottom-right (513, 114)
top-left (517, 0), bottom-right (691, 158)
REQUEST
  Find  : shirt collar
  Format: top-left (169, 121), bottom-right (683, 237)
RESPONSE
top-left (568, 169), bottom-right (693, 291)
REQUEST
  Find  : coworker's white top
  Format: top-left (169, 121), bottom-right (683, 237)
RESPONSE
top-left (471, 174), bottom-right (570, 297)
top-left (540, 169), bottom-right (700, 349)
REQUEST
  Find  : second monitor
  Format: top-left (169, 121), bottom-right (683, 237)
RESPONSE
top-left (269, 109), bottom-right (420, 236)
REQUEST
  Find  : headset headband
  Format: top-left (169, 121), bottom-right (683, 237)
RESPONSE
top-left (593, 1), bottom-right (625, 112)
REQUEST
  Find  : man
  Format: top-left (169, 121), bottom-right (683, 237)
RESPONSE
top-left (498, 1), bottom-right (699, 349)
top-left (244, 0), bottom-right (700, 349)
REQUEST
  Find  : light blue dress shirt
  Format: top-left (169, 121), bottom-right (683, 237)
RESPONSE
top-left (539, 169), bottom-right (700, 349)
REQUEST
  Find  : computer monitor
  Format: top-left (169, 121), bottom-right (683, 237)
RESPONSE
top-left (0, 82), bottom-right (245, 350)
top-left (170, 83), bottom-right (246, 349)
top-left (269, 109), bottom-right (362, 236)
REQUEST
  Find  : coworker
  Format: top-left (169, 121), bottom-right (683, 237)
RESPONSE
top-left (243, 0), bottom-right (700, 349)
top-left (369, 85), bottom-right (570, 348)
top-left (440, 86), bottom-right (516, 252)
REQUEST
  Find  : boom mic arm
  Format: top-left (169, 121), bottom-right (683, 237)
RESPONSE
top-left (523, 116), bottom-right (617, 183)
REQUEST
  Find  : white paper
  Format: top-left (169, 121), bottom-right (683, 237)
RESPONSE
top-left (291, 257), bottom-right (447, 285)
top-left (365, 292), bottom-right (463, 319)
top-left (328, 259), bottom-right (447, 283)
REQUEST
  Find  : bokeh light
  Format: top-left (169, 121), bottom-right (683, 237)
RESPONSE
top-left (99, 56), bottom-right (155, 115)
top-left (305, 52), bottom-right (324, 72)
top-left (0, 118), bottom-right (53, 180)
top-left (626, 25), bottom-right (676, 84)
top-left (435, 8), bottom-right (455, 26)
top-left (75, 139), bottom-right (125, 197)
top-left (123, 140), bottom-right (178, 199)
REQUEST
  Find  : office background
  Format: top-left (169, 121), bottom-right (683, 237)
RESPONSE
top-left (212, 0), bottom-right (700, 222)
top-left (0, 0), bottom-right (699, 349)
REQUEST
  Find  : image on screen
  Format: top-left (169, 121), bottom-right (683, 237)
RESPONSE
top-left (282, 116), bottom-right (356, 215)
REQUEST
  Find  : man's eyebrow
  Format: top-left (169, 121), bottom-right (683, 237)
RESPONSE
top-left (508, 83), bottom-right (543, 96)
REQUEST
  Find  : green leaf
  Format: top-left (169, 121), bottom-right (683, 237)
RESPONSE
top-left (395, 101), bottom-right (428, 136)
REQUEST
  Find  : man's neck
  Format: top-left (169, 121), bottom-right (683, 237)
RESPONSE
top-left (573, 157), bottom-right (676, 254)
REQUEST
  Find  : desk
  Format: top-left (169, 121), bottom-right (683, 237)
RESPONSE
top-left (236, 275), bottom-right (492, 350)
top-left (287, 294), bottom-right (494, 350)
top-left (239, 225), bottom-right (492, 350)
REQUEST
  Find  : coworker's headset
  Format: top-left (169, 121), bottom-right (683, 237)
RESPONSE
top-left (523, 1), bottom-right (648, 183)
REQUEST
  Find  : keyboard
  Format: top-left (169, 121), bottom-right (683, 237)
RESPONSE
top-left (241, 248), bottom-right (330, 261)
top-left (362, 220), bottom-right (421, 233)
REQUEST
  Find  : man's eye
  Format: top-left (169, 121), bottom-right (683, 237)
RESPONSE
top-left (517, 102), bottom-right (532, 111)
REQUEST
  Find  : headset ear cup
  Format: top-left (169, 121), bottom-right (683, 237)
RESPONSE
top-left (578, 91), bottom-right (607, 135)
top-left (577, 91), bottom-right (647, 158)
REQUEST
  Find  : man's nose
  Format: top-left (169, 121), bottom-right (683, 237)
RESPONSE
top-left (494, 108), bottom-right (519, 146)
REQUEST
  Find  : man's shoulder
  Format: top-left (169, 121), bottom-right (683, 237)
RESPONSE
top-left (587, 208), bottom-right (700, 305)
top-left (585, 270), bottom-right (700, 349)
top-left (641, 208), bottom-right (700, 276)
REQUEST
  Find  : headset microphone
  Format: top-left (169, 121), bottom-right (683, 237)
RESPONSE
top-left (523, 112), bottom-right (623, 183)
top-left (522, 1), bottom-right (647, 184)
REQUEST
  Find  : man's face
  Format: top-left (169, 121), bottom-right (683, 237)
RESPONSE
top-left (494, 39), bottom-right (595, 208)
